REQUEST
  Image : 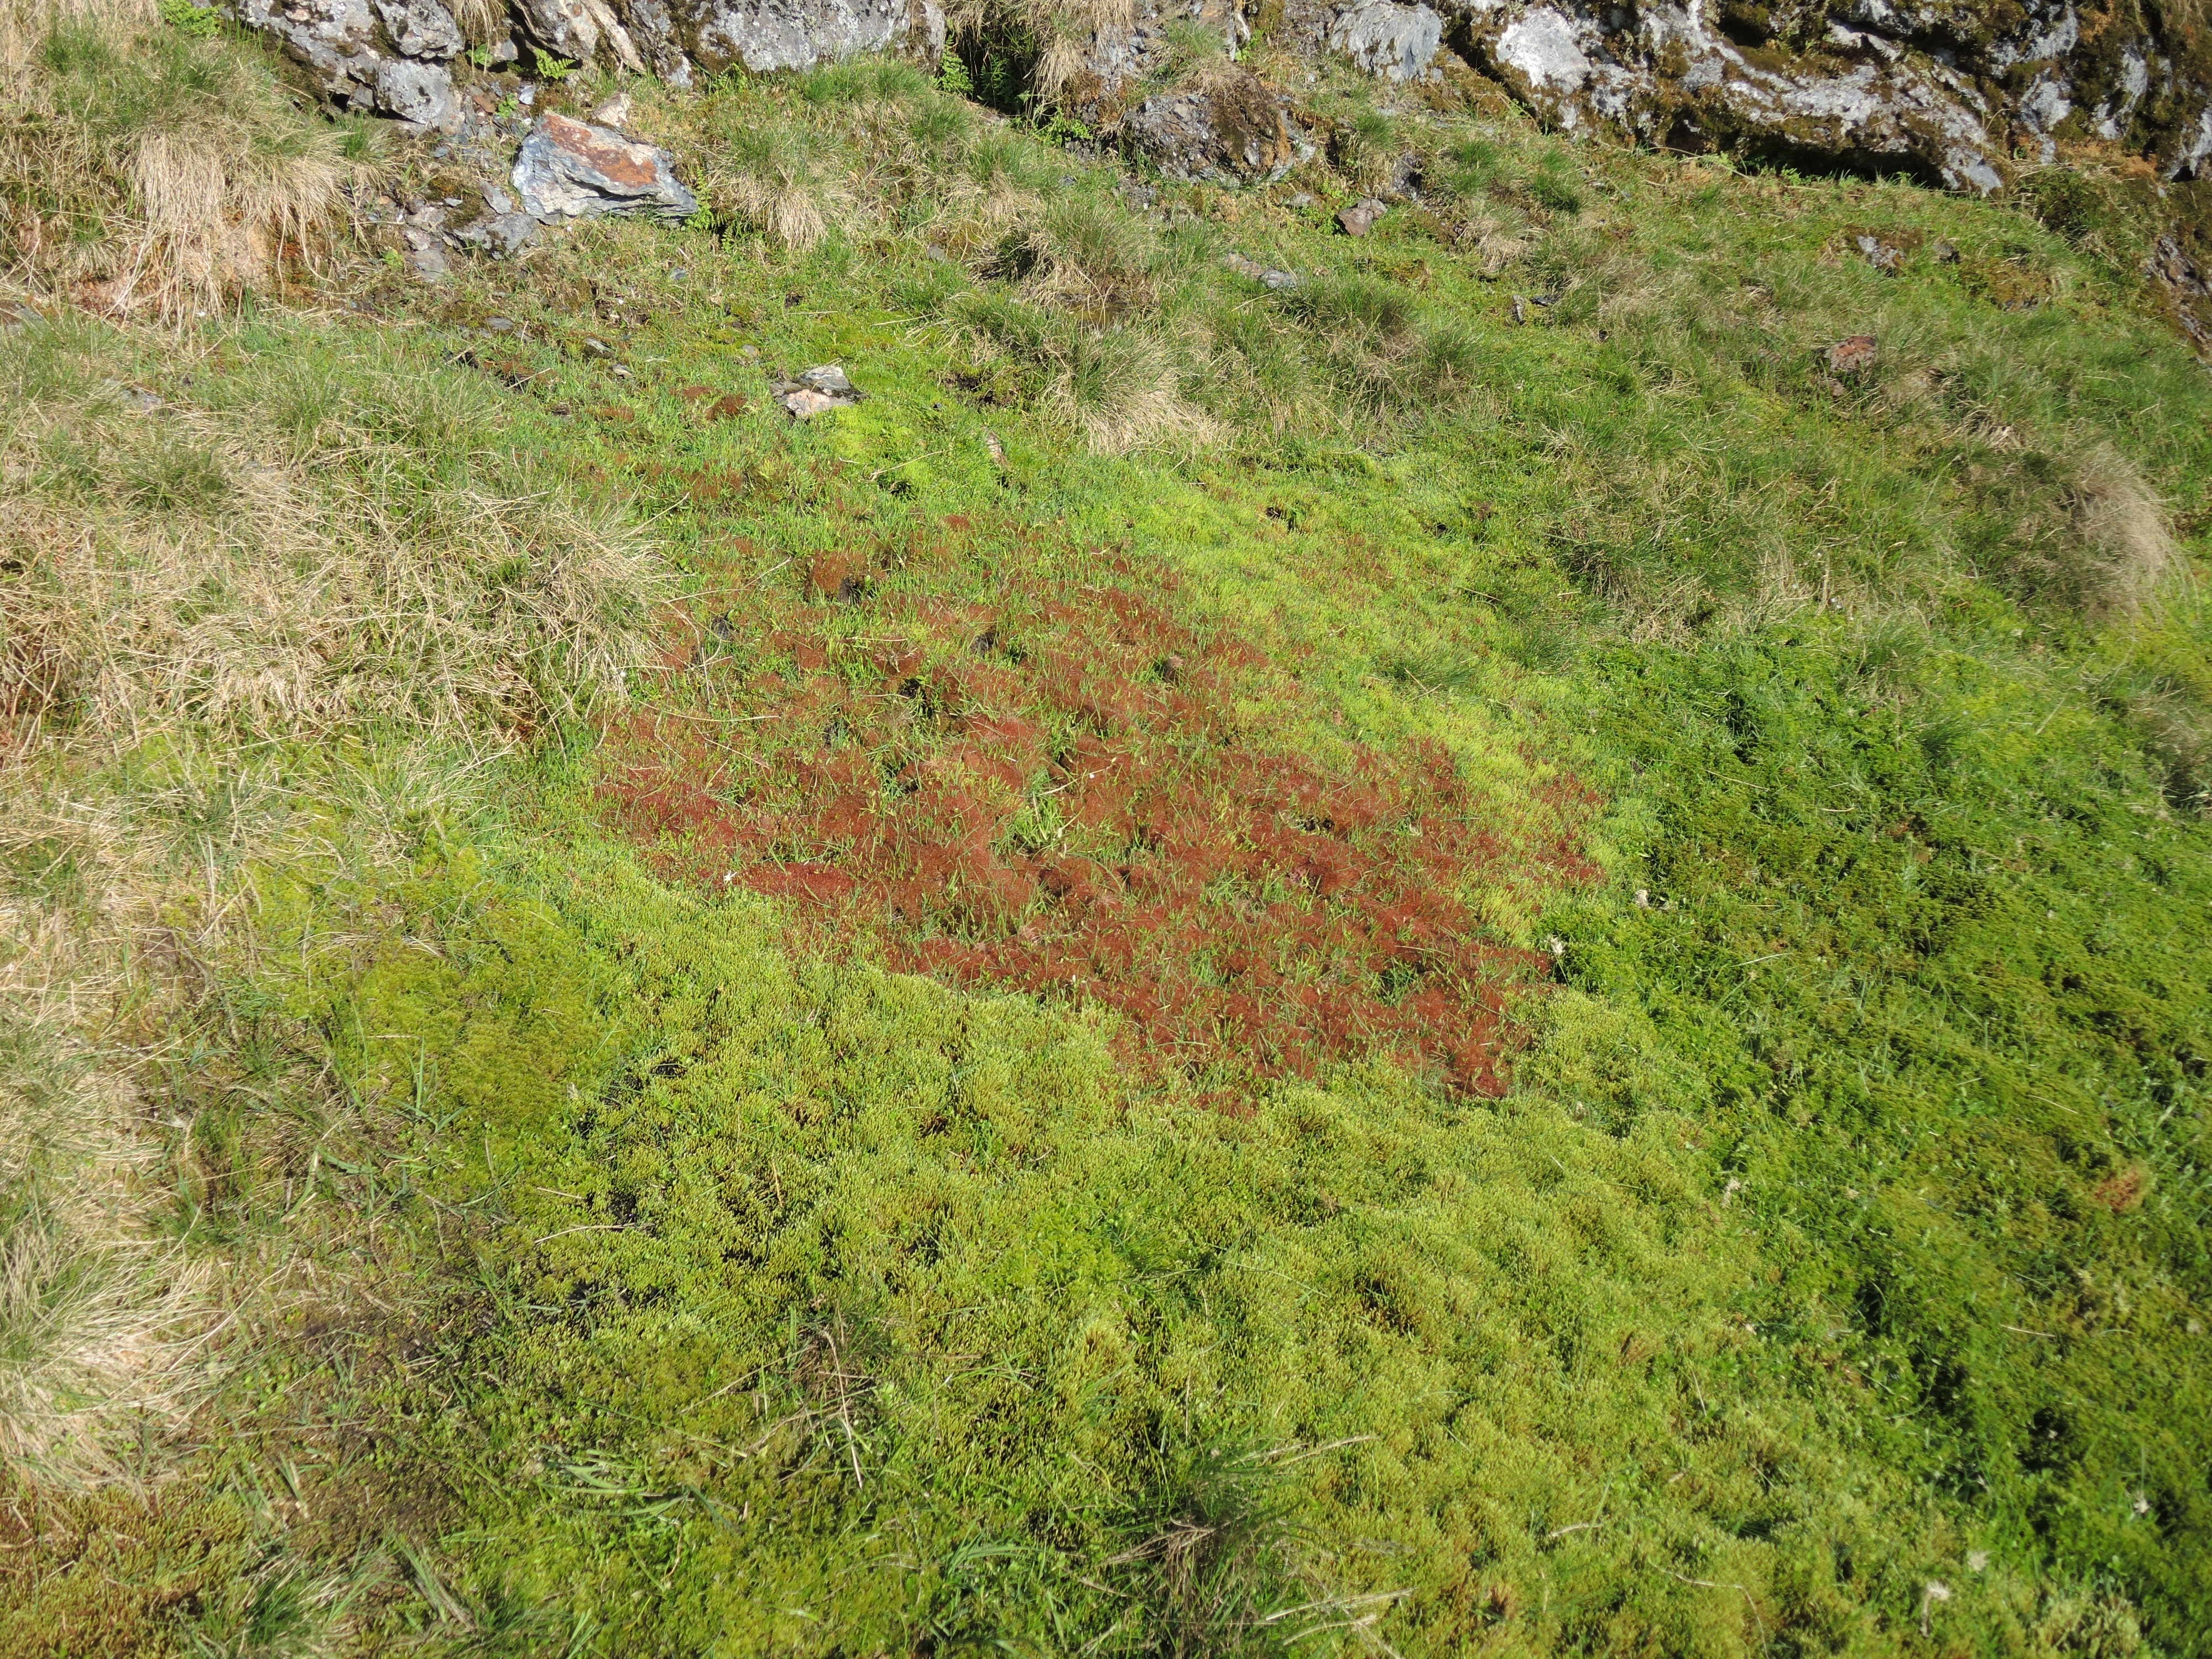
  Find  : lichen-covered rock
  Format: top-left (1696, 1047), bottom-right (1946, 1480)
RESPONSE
top-left (1328, 2), bottom-right (1445, 81)
top-left (1447, 0), bottom-right (2010, 190)
top-left (1122, 69), bottom-right (1307, 186)
top-left (1071, 0), bottom-right (1244, 101)
top-left (229, 0), bottom-right (385, 107)
top-left (223, 0), bottom-right (2208, 202)
top-left (513, 114), bottom-right (701, 221)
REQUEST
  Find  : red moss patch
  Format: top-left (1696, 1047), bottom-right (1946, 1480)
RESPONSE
top-left (599, 513), bottom-right (1595, 1098)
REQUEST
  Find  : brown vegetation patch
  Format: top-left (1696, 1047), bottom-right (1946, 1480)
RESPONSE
top-left (2091, 1166), bottom-right (2147, 1212)
top-left (597, 513), bottom-right (1595, 1098)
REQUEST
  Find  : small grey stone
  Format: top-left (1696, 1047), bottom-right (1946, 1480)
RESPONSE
top-left (1223, 252), bottom-right (1300, 289)
top-left (776, 364), bottom-right (863, 417)
top-left (1336, 197), bottom-right (1388, 237)
top-left (452, 212), bottom-right (540, 256)
top-left (400, 224), bottom-right (450, 280)
top-left (796, 364), bottom-right (858, 397)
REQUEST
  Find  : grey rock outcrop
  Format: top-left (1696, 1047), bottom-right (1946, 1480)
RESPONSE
top-left (623, 0), bottom-right (941, 75)
top-left (231, 0), bottom-right (385, 109)
top-left (224, 0), bottom-right (2209, 205)
top-left (515, 0), bottom-right (645, 72)
top-left (512, 113), bottom-right (700, 221)
top-left (1282, 0), bottom-right (2212, 190)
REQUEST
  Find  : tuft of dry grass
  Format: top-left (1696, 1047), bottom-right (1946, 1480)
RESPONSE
top-left (1, 0), bottom-right (367, 320)
top-left (443, 0), bottom-right (504, 48)
top-left (702, 126), bottom-right (837, 252)
top-left (2065, 446), bottom-right (2180, 614)
top-left (951, 290), bottom-right (1218, 453)
top-left (993, 197), bottom-right (1167, 318)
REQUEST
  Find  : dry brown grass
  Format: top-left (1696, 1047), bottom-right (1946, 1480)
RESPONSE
top-left (0, 1002), bottom-right (210, 1486)
top-left (945, 0), bottom-right (1139, 105)
top-left (1, 0), bottom-right (365, 320)
top-left (701, 124), bottom-right (839, 252)
top-left (2, 382), bottom-right (660, 745)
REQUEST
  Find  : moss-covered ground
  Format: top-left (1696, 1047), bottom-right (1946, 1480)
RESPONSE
top-left (4, 38), bottom-right (2211, 1659)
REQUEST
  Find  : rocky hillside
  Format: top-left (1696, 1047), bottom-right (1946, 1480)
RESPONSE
top-left (238, 0), bottom-right (2212, 195)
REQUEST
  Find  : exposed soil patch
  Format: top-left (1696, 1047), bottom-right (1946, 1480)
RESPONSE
top-left (598, 512), bottom-right (1595, 1099)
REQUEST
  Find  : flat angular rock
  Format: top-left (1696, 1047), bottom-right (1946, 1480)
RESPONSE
top-left (512, 114), bottom-right (699, 222)
top-left (400, 223), bottom-right (450, 280)
top-left (451, 211), bottom-right (540, 256)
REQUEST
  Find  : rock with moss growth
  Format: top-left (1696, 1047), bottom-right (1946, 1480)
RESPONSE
top-left (1122, 69), bottom-right (1310, 186)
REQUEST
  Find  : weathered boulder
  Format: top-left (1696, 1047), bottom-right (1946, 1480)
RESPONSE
top-left (1328, 2), bottom-right (1444, 81)
top-left (230, 0), bottom-right (385, 108)
top-left (1122, 69), bottom-right (1306, 186)
top-left (372, 0), bottom-right (462, 58)
top-left (374, 56), bottom-right (463, 131)
top-left (512, 114), bottom-right (700, 220)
